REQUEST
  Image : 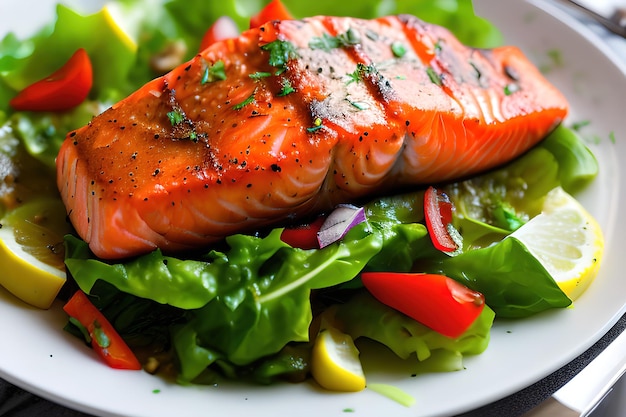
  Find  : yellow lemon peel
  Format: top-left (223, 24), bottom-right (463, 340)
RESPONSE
top-left (311, 326), bottom-right (366, 392)
top-left (509, 186), bottom-right (604, 300)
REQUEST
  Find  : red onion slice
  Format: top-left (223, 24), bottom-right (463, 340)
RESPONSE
top-left (317, 204), bottom-right (367, 248)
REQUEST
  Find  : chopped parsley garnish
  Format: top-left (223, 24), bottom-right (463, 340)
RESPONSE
top-left (347, 98), bottom-right (370, 110)
top-left (92, 321), bottom-right (111, 348)
top-left (365, 29), bottom-right (379, 41)
top-left (337, 28), bottom-right (361, 47)
top-left (309, 28), bottom-right (361, 52)
top-left (346, 63), bottom-right (375, 84)
top-left (249, 71), bottom-right (272, 80)
top-left (201, 60), bottom-right (227, 84)
top-left (261, 40), bottom-right (298, 69)
top-left (571, 120), bottom-right (591, 131)
top-left (426, 66), bottom-right (442, 86)
top-left (391, 41), bottom-right (407, 58)
top-left (309, 33), bottom-right (340, 51)
top-left (232, 91), bottom-right (256, 110)
top-left (167, 109), bottom-right (185, 126)
top-left (278, 78), bottom-right (295, 96)
top-left (433, 39), bottom-right (443, 54)
top-left (504, 83), bottom-right (520, 96)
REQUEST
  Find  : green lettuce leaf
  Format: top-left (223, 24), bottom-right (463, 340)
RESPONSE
top-left (363, 191), bottom-right (431, 272)
top-left (541, 124), bottom-right (599, 194)
top-left (335, 291), bottom-right (494, 361)
top-left (422, 237), bottom-right (572, 318)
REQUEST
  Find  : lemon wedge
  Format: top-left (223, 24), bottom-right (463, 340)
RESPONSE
top-left (101, 4), bottom-right (138, 52)
top-left (0, 199), bottom-right (68, 309)
top-left (509, 186), bottom-right (604, 300)
top-left (311, 326), bottom-right (366, 392)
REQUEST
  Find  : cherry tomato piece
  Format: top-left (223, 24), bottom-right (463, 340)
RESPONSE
top-left (424, 186), bottom-right (458, 252)
top-left (199, 16), bottom-right (240, 51)
top-left (280, 216), bottom-right (325, 249)
top-left (361, 272), bottom-right (485, 338)
top-left (9, 48), bottom-right (92, 112)
top-left (63, 290), bottom-right (142, 370)
top-left (250, 0), bottom-right (293, 28)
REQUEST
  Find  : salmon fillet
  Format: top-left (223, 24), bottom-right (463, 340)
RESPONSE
top-left (56, 14), bottom-right (568, 259)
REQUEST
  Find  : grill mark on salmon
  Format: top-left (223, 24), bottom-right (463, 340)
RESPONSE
top-left (56, 14), bottom-right (568, 259)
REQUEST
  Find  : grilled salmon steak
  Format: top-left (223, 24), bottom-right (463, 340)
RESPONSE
top-left (57, 14), bottom-right (568, 259)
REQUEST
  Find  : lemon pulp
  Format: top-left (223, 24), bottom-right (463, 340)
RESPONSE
top-left (0, 198), bottom-right (70, 309)
top-left (509, 186), bottom-right (604, 300)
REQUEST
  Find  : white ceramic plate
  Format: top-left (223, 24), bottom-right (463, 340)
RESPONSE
top-left (0, 0), bottom-right (625, 416)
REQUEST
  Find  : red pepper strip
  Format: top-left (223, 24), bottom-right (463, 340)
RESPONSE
top-left (424, 185), bottom-right (457, 252)
top-left (199, 16), bottom-right (240, 52)
top-left (361, 272), bottom-right (485, 339)
top-left (249, 0), bottom-right (294, 28)
top-left (280, 216), bottom-right (325, 249)
top-left (63, 290), bottom-right (142, 370)
top-left (9, 48), bottom-right (92, 112)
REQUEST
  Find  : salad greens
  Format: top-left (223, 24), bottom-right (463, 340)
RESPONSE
top-left (0, 0), bottom-right (599, 386)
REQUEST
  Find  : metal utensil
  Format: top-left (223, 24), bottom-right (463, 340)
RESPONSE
top-left (555, 0), bottom-right (626, 38)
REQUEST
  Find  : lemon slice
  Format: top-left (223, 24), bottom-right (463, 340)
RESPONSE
top-left (311, 326), bottom-right (366, 392)
top-left (509, 186), bottom-right (604, 300)
top-left (0, 199), bottom-right (68, 309)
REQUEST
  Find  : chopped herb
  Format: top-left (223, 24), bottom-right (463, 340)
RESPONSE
top-left (249, 71), bottom-right (272, 80)
top-left (92, 321), bottom-right (111, 349)
top-left (571, 120), bottom-right (591, 131)
top-left (365, 29), bottom-right (379, 41)
top-left (307, 117), bottom-right (323, 132)
top-left (337, 28), bottom-right (361, 47)
top-left (347, 98), bottom-right (370, 110)
top-left (469, 61), bottom-right (482, 80)
top-left (167, 109), bottom-right (185, 126)
top-left (426, 66), bottom-right (442, 86)
top-left (504, 83), bottom-right (520, 96)
top-left (547, 49), bottom-right (563, 67)
top-left (346, 69), bottom-right (362, 84)
top-left (261, 40), bottom-right (298, 69)
top-left (278, 78), bottom-right (295, 96)
top-left (232, 92), bottom-right (256, 110)
top-left (201, 60), bottom-right (227, 84)
top-left (346, 63), bottom-right (375, 84)
top-left (189, 131), bottom-right (198, 142)
top-left (68, 317), bottom-right (91, 343)
top-left (309, 33), bottom-right (340, 51)
top-left (433, 39), bottom-right (443, 54)
top-left (609, 131), bottom-right (616, 144)
top-left (391, 41), bottom-right (407, 58)
top-left (309, 28), bottom-right (361, 52)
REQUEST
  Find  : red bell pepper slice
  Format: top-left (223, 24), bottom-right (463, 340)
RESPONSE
top-left (361, 272), bottom-right (485, 338)
top-left (249, 0), bottom-right (293, 29)
top-left (63, 290), bottom-right (142, 370)
top-left (9, 48), bottom-right (92, 112)
top-left (424, 185), bottom-right (458, 252)
top-left (199, 16), bottom-right (240, 51)
top-left (280, 216), bottom-right (325, 249)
